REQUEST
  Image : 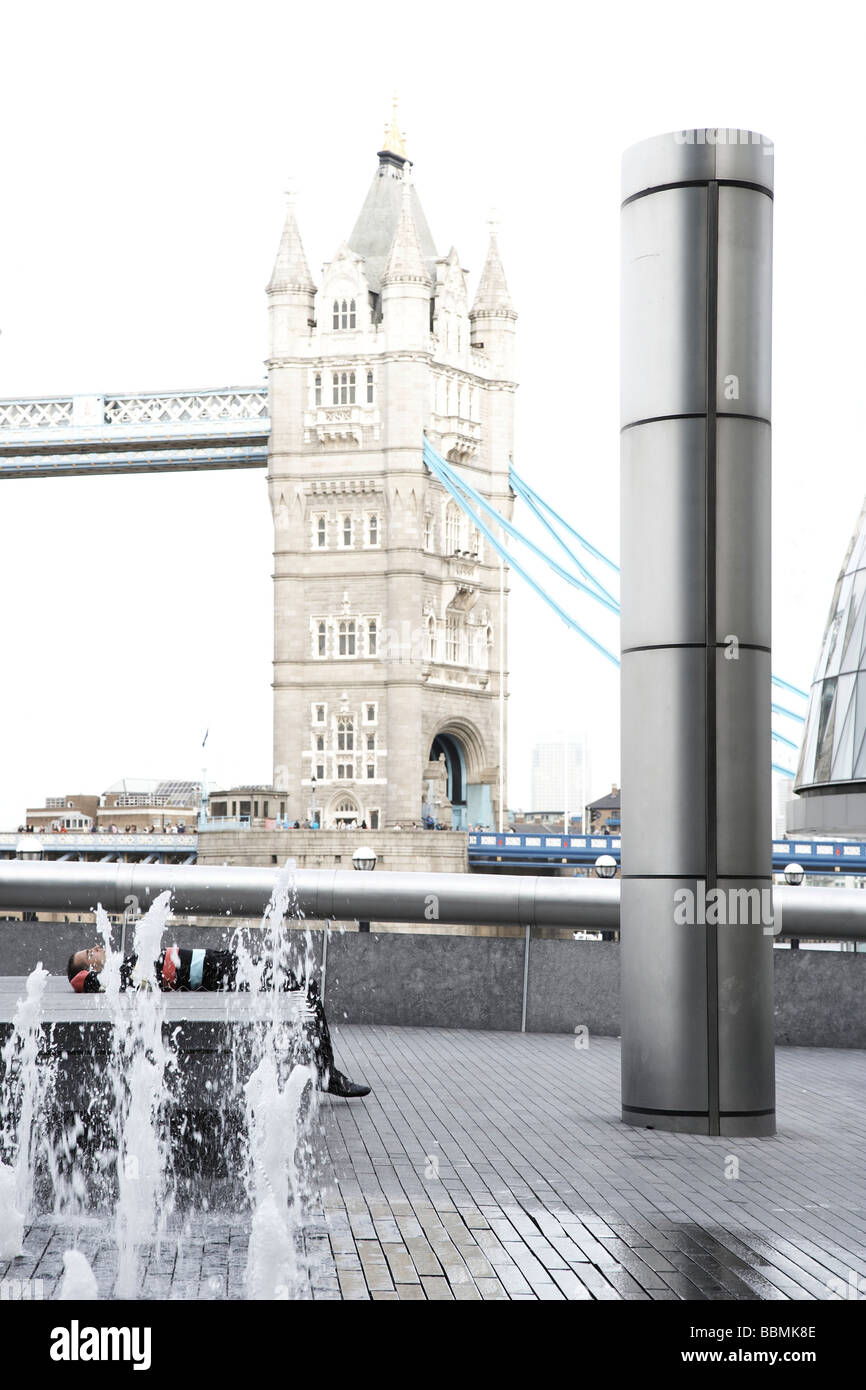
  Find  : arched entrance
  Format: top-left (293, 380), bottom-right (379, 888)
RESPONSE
top-left (430, 733), bottom-right (466, 828)
top-left (427, 720), bottom-right (493, 830)
top-left (327, 794), bottom-right (362, 829)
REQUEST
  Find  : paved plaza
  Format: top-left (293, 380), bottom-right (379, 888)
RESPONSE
top-left (3, 1024), bottom-right (865, 1300)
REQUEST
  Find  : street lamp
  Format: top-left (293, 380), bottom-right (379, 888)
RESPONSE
top-left (595, 854), bottom-right (617, 939)
top-left (594, 854), bottom-right (617, 879)
top-left (16, 834), bottom-right (44, 862)
top-left (353, 845), bottom-right (377, 932)
top-left (784, 862), bottom-right (804, 949)
top-left (310, 777), bottom-right (318, 830)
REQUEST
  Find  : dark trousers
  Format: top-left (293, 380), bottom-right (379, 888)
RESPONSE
top-left (203, 949), bottom-right (335, 1084)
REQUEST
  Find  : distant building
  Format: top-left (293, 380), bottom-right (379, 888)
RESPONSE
top-left (587, 785), bottom-right (621, 836)
top-left (507, 810), bottom-right (583, 833)
top-left (25, 778), bottom-right (201, 833)
top-left (207, 785), bottom-right (287, 827)
top-left (530, 740), bottom-right (589, 820)
top-left (24, 793), bottom-right (98, 832)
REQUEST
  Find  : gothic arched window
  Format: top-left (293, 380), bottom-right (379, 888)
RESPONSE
top-left (349, 298), bottom-right (356, 328)
top-left (338, 621), bottom-right (356, 657)
top-left (348, 371), bottom-right (356, 405)
top-left (446, 614), bottom-right (460, 663)
top-left (316, 621), bottom-right (327, 657)
top-left (314, 373), bottom-right (322, 406)
top-left (337, 716), bottom-right (355, 751)
top-left (445, 502), bottom-right (461, 555)
top-left (366, 370), bottom-right (374, 404)
top-left (368, 619), bottom-right (378, 657)
top-left (332, 372), bottom-right (340, 405)
top-left (332, 300), bottom-right (340, 330)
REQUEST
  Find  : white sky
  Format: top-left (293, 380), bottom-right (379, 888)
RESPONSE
top-left (1, 0), bottom-right (864, 825)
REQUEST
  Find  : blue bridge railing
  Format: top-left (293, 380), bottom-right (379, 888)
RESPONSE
top-left (468, 833), bottom-right (866, 875)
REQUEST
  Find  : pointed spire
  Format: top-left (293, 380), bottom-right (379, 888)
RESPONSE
top-left (267, 190), bottom-right (315, 295)
top-left (471, 217), bottom-right (515, 317)
top-left (381, 95), bottom-right (407, 160)
top-left (381, 167), bottom-right (432, 287)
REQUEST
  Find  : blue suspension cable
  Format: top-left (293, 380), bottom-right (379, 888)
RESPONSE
top-left (423, 440), bottom-right (621, 668)
top-left (510, 464), bottom-right (621, 573)
top-left (426, 442), bottom-right (620, 617)
top-left (771, 702), bottom-right (806, 724)
top-left (509, 470), bottom-right (619, 606)
top-left (771, 729), bottom-right (800, 752)
top-left (772, 764), bottom-right (795, 778)
top-left (772, 675), bottom-right (809, 700)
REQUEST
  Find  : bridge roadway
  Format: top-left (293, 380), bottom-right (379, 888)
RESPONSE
top-left (0, 386), bottom-right (269, 479)
top-left (2, 828), bottom-right (865, 876)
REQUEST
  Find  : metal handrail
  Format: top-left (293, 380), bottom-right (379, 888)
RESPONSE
top-left (0, 861), bottom-right (864, 939)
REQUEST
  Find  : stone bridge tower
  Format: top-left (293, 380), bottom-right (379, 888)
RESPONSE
top-left (267, 119), bottom-right (515, 830)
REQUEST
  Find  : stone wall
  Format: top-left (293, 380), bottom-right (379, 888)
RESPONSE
top-left (195, 826), bottom-right (468, 874)
top-left (2, 925), bottom-right (864, 1050)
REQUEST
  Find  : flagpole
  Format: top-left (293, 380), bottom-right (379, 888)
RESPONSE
top-left (200, 728), bottom-right (209, 828)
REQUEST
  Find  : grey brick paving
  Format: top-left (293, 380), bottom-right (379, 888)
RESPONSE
top-left (2, 1026), bottom-right (865, 1299)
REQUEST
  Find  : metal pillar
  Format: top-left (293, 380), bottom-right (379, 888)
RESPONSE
top-left (620, 129), bottom-right (775, 1137)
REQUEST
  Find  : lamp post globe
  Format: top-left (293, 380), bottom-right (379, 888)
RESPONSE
top-left (783, 863), bottom-right (804, 949)
top-left (353, 845), bottom-right (377, 931)
top-left (594, 854), bottom-right (618, 938)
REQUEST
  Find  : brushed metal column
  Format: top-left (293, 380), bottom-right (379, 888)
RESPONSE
top-left (620, 130), bottom-right (775, 1137)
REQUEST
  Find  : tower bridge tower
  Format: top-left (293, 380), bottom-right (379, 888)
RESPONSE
top-left (267, 125), bottom-right (515, 830)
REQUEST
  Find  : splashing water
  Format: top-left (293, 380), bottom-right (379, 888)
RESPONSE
top-left (0, 963), bottom-right (56, 1222)
top-left (232, 861), bottom-right (323, 1298)
top-left (59, 1248), bottom-right (99, 1300)
top-left (0, 1162), bottom-right (24, 1260)
top-left (1, 862), bottom-right (323, 1298)
top-left (94, 892), bottom-right (178, 1298)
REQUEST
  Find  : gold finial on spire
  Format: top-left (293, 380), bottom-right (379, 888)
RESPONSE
top-left (381, 94), bottom-right (407, 158)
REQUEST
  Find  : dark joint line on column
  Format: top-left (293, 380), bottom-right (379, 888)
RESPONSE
top-left (621, 179), bottom-right (774, 209)
top-left (621, 642), bottom-right (771, 655)
top-left (620, 412), bottom-right (770, 433)
top-left (622, 1105), bottom-right (710, 1117)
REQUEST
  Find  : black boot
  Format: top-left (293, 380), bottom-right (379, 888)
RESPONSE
top-left (326, 1069), bottom-right (371, 1099)
top-left (301, 982), bottom-right (371, 1098)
